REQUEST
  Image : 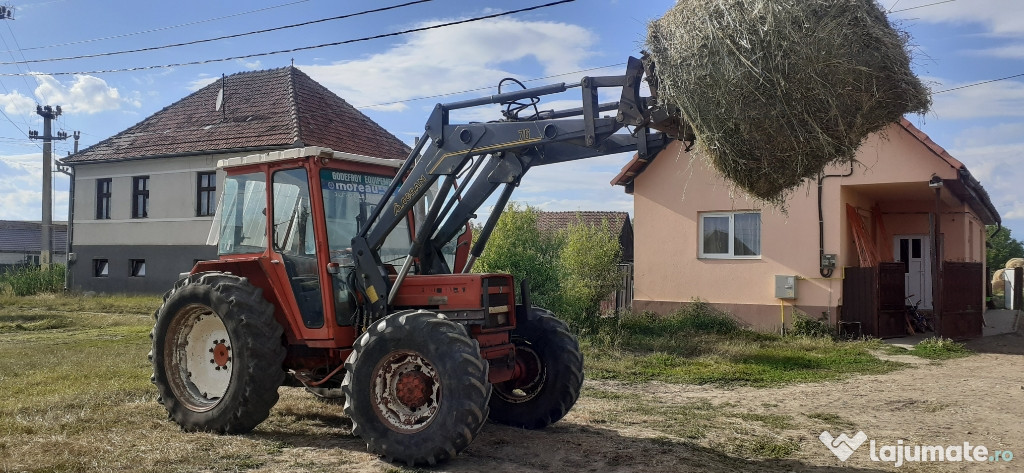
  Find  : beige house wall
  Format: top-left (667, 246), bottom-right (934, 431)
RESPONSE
top-left (631, 123), bottom-right (988, 330)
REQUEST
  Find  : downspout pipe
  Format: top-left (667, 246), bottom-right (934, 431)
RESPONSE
top-left (817, 164), bottom-right (855, 278)
top-left (56, 160), bottom-right (74, 292)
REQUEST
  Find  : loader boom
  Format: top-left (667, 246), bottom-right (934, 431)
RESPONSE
top-left (351, 56), bottom-right (683, 320)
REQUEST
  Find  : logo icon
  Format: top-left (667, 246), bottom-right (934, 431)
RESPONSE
top-left (820, 431), bottom-right (868, 461)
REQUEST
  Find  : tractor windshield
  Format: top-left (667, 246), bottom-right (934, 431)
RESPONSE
top-left (319, 169), bottom-right (411, 265)
top-left (212, 172), bottom-right (267, 255)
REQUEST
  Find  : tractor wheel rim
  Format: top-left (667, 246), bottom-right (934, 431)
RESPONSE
top-left (495, 345), bottom-right (546, 404)
top-left (371, 350), bottom-right (440, 433)
top-left (166, 303), bottom-right (232, 412)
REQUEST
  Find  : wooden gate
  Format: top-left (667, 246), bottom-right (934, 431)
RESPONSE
top-left (877, 262), bottom-right (906, 338)
top-left (939, 262), bottom-right (983, 340)
top-left (841, 263), bottom-right (906, 338)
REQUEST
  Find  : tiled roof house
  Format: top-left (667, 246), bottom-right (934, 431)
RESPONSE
top-left (0, 220), bottom-right (68, 268)
top-left (62, 67), bottom-right (410, 293)
top-left (535, 211), bottom-right (634, 263)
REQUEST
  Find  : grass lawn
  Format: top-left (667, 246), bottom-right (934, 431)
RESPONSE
top-left (0, 294), bottom-right (296, 472)
top-left (579, 302), bottom-right (925, 386)
top-left (0, 294), bottom-right (970, 471)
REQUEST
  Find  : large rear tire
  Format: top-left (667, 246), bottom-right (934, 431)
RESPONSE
top-left (150, 272), bottom-right (286, 434)
top-left (342, 310), bottom-right (491, 466)
top-left (487, 307), bottom-right (583, 429)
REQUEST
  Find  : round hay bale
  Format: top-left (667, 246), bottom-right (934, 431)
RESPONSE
top-left (646, 0), bottom-right (930, 203)
top-left (1005, 258), bottom-right (1024, 269)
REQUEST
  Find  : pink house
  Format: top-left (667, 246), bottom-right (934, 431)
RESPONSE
top-left (612, 119), bottom-right (1000, 339)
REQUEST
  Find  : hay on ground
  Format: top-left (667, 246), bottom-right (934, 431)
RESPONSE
top-left (646, 0), bottom-right (931, 203)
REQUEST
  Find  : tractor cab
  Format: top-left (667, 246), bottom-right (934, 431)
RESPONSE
top-left (203, 147), bottom-right (422, 347)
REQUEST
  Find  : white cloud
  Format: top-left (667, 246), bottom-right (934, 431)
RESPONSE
top-left (945, 138), bottom-right (1024, 226)
top-left (0, 153), bottom-right (70, 221)
top-left (927, 78), bottom-right (1024, 119)
top-left (892, 0), bottom-right (1024, 36)
top-left (187, 76), bottom-right (219, 92)
top-left (0, 90), bottom-right (35, 115)
top-left (31, 74), bottom-right (125, 114)
top-left (299, 17), bottom-right (594, 112)
top-left (236, 59), bottom-right (262, 70)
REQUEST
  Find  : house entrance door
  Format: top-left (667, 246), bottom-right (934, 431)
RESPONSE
top-left (894, 235), bottom-right (932, 309)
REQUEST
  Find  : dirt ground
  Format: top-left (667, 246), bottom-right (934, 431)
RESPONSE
top-left (247, 330), bottom-right (1024, 473)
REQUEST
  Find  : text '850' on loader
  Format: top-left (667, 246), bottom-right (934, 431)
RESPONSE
top-left (149, 56), bottom-right (686, 466)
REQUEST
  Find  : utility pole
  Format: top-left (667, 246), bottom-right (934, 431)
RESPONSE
top-left (29, 105), bottom-right (68, 268)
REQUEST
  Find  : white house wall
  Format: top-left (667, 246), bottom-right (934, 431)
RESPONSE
top-left (69, 153), bottom-right (239, 294)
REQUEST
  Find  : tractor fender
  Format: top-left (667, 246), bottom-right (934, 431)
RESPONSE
top-left (190, 258), bottom-right (300, 344)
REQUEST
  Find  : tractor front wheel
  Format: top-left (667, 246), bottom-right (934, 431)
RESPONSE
top-left (488, 307), bottom-right (584, 429)
top-left (150, 272), bottom-right (286, 433)
top-left (342, 310), bottom-right (490, 466)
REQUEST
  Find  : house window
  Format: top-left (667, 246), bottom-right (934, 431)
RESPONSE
top-left (130, 259), bottom-right (146, 277)
top-left (699, 211), bottom-right (761, 259)
top-left (132, 176), bottom-right (149, 218)
top-left (93, 259), bottom-right (109, 277)
top-left (197, 171), bottom-right (217, 217)
top-left (96, 178), bottom-right (111, 219)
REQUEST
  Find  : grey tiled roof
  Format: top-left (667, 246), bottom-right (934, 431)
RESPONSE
top-left (0, 220), bottom-right (67, 253)
top-left (64, 67), bottom-right (411, 163)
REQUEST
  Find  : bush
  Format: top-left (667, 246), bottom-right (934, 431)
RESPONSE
top-left (474, 203), bottom-right (562, 309)
top-left (790, 312), bottom-right (834, 338)
top-left (475, 204), bottom-right (625, 335)
top-left (0, 264), bottom-right (65, 296)
top-left (556, 218), bottom-right (623, 333)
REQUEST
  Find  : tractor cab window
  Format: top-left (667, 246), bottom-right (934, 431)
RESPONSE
top-left (319, 169), bottom-right (412, 264)
top-left (272, 169), bottom-right (315, 256)
top-left (213, 172), bottom-right (267, 255)
top-left (272, 167), bottom-right (324, 329)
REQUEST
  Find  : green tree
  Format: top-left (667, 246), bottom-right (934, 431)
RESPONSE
top-left (986, 225), bottom-right (1024, 274)
top-left (474, 203), bottom-right (562, 308)
top-left (556, 217), bottom-right (623, 330)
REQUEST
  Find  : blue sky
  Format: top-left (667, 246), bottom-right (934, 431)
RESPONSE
top-left (0, 0), bottom-right (1022, 241)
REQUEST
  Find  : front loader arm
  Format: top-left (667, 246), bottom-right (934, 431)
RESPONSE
top-left (350, 56), bottom-right (684, 322)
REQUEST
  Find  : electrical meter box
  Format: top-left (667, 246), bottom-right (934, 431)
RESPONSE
top-left (775, 275), bottom-right (797, 299)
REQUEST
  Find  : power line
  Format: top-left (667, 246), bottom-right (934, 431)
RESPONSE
top-left (934, 73), bottom-right (1024, 94)
top-left (4, 0), bottom-right (311, 54)
top-left (2, 21), bottom-right (46, 104)
top-left (56, 61), bottom-right (623, 145)
top-left (890, 0), bottom-right (957, 13)
top-left (354, 63), bottom-right (626, 109)
top-left (1, 0), bottom-right (434, 65)
top-left (0, 0), bottom-right (576, 76)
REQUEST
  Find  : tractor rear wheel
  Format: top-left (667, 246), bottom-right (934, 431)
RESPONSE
top-left (488, 307), bottom-right (583, 429)
top-left (342, 310), bottom-right (490, 466)
top-left (150, 272), bottom-right (285, 433)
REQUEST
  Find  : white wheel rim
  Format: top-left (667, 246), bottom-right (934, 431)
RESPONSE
top-left (167, 304), bottom-right (232, 411)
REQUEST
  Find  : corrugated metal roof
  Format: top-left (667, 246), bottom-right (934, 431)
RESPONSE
top-left (63, 67), bottom-right (411, 164)
top-left (0, 220), bottom-right (67, 253)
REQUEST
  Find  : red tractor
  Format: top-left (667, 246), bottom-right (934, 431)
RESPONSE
top-left (150, 57), bottom-right (685, 465)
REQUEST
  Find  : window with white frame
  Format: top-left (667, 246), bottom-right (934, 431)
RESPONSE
top-left (699, 211), bottom-right (761, 259)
